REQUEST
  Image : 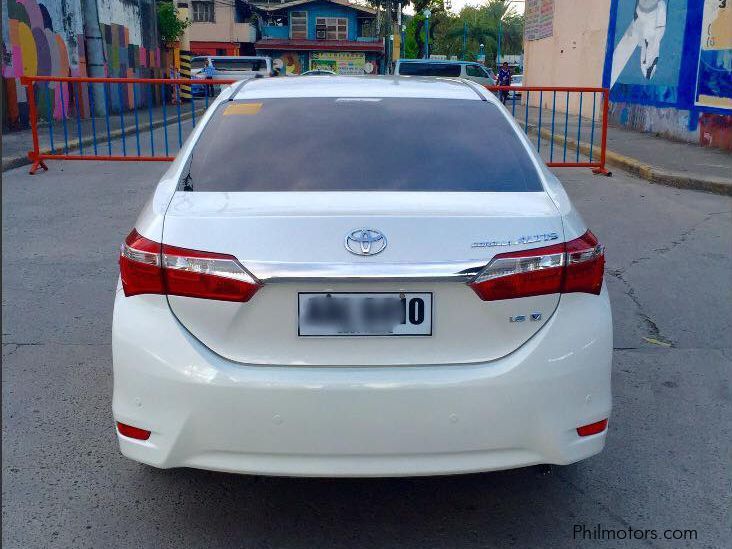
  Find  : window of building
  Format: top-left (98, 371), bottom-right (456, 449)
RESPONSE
top-left (192, 1), bottom-right (215, 23)
top-left (290, 11), bottom-right (307, 39)
top-left (359, 18), bottom-right (375, 38)
top-left (315, 17), bottom-right (348, 40)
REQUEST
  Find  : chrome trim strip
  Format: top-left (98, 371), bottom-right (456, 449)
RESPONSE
top-left (246, 260), bottom-right (488, 283)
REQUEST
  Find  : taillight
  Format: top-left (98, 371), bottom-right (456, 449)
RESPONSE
top-left (119, 229), bottom-right (260, 302)
top-left (469, 230), bottom-right (604, 301)
top-left (563, 231), bottom-right (605, 295)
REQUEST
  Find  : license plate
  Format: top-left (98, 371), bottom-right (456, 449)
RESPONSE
top-left (298, 292), bottom-right (433, 336)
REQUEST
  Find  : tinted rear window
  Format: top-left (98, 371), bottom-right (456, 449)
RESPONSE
top-left (187, 98), bottom-right (542, 192)
top-left (398, 62), bottom-right (462, 77)
top-left (213, 59), bottom-right (267, 71)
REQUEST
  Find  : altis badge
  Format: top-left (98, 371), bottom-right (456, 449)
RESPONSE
top-left (471, 232), bottom-right (559, 249)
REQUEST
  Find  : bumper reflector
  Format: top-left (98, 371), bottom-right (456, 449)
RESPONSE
top-left (576, 419), bottom-right (608, 437)
top-left (116, 422), bottom-right (151, 441)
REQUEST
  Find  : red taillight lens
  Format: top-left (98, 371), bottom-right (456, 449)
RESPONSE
top-left (119, 230), bottom-right (164, 296)
top-left (116, 422), bottom-right (151, 440)
top-left (563, 231), bottom-right (605, 295)
top-left (469, 243), bottom-right (565, 301)
top-left (161, 244), bottom-right (261, 302)
top-left (469, 230), bottom-right (604, 301)
top-left (119, 229), bottom-right (261, 302)
top-left (577, 418), bottom-right (608, 437)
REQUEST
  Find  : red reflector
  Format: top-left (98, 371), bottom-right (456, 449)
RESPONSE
top-left (118, 229), bottom-right (261, 302)
top-left (576, 419), bottom-right (608, 437)
top-left (116, 422), bottom-right (151, 440)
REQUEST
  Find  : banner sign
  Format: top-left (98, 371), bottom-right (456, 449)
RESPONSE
top-left (524, 0), bottom-right (554, 41)
top-left (310, 52), bottom-right (366, 75)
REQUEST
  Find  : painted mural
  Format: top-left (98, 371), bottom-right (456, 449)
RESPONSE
top-left (2, 0), bottom-right (163, 129)
top-left (603, 0), bottom-right (732, 149)
top-left (2, 0), bottom-right (86, 128)
top-left (695, 0), bottom-right (732, 109)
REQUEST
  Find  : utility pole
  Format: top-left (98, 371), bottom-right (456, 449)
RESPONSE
top-left (81, 0), bottom-right (106, 115)
top-left (177, 2), bottom-right (192, 101)
top-left (497, 18), bottom-right (502, 66)
top-left (461, 21), bottom-right (467, 60)
top-left (423, 9), bottom-right (431, 59)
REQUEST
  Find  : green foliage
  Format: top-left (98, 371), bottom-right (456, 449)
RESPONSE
top-left (157, 1), bottom-right (190, 45)
top-left (436, 1), bottom-right (524, 66)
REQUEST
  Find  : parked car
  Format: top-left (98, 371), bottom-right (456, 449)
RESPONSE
top-left (114, 76), bottom-right (611, 477)
top-left (190, 56), bottom-right (274, 96)
top-left (510, 74), bottom-right (523, 98)
top-left (394, 59), bottom-right (496, 86)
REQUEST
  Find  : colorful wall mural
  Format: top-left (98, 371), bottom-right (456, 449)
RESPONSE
top-left (2, 0), bottom-right (162, 129)
top-left (603, 0), bottom-right (732, 150)
top-left (2, 0), bottom-right (86, 129)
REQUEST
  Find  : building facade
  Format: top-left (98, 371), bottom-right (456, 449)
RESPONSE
top-left (254, 0), bottom-right (383, 75)
top-left (522, 0), bottom-right (732, 150)
top-left (187, 0), bottom-right (257, 56)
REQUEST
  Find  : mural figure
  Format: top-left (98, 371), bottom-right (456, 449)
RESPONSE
top-left (611, 0), bottom-right (667, 86)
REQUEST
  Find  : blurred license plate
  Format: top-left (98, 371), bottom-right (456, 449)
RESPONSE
top-left (298, 292), bottom-right (432, 336)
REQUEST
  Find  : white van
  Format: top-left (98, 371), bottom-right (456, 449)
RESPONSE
top-left (190, 56), bottom-right (274, 79)
top-left (394, 59), bottom-right (496, 86)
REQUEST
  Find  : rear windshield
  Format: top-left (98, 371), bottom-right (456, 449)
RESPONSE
top-left (186, 98), bottom-right (542, 192)
top-left (398, 62), bottom-right (461, 77)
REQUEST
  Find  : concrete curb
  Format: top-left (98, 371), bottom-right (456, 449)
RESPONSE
top-left (2, 107), bottom-right (206, 173)
top-left (530, 125), bottom-right (732, 196)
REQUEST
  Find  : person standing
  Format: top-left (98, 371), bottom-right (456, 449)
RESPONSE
top-left (202, 58), bottom-right (216, 97)
top-left (497, 61), bottom-right (512, 104)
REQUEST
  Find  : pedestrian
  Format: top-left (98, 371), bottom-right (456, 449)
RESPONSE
top-left (202, 58), bottom-right (216, 97)
top-left (497, 61), bottom-right (512, 104)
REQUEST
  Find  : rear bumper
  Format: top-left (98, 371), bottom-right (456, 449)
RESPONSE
top-left (112, 288), bottom-right (612, 477)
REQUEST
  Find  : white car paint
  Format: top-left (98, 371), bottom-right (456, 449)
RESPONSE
top-left (113, 76), bottom-right (612, 477)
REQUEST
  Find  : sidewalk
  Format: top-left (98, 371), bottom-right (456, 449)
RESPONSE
top-left (2, 98), bottom-right (210, 171)
top-left (514, 101), bottom-right (732, 195)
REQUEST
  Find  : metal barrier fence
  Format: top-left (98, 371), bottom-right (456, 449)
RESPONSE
top-left (20, 75), bottom-right (235, 174)
top-left (20, 77), bottom-right (610, 176)
top-left (486, 85), bottom-right (611, 175)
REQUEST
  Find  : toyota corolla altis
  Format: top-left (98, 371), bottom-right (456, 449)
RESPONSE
top-left (113, 76), bottom-right (612, 477)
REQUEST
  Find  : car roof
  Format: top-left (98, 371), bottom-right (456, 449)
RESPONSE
top-left (233, 75), bottom-right (489, 101)
top-left (192, 56), bottom-right (269, 60)
top-left (397, 59), bottom-right (482, 66)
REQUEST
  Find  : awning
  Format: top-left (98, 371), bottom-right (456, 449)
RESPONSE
top-left (255, 39), bottom-right (384, 54)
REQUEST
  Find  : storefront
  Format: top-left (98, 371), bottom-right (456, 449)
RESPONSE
top-left (254, 0), bottom-right (384, 75)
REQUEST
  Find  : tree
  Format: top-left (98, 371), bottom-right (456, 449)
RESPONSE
top-left (412, 1), bottom-right (524, 66)
top-left (157, 1), bottom-right (190, 45)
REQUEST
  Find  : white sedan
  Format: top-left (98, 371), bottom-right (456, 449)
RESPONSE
top-left (113, 76), bottom-right (612, 477)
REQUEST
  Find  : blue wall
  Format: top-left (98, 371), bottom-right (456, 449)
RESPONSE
top-left (261, 2), bottom-right (365, 41)
top-left (602, 0), bottom-right (731, 148)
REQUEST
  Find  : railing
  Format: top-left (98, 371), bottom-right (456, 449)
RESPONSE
top-left (486, 86), bottom-right (611, 175)
top-left (20, 77), bottom-right (611, 177)
top-left (20, 75), bottom-right (236, 174)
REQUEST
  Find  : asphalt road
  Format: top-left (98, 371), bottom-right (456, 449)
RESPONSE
top-left (2, 157), bottom-right (731, 548)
